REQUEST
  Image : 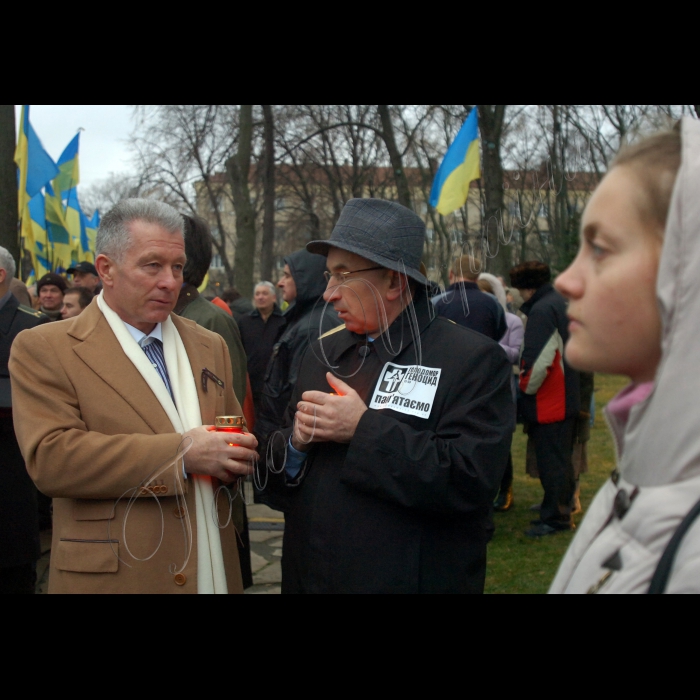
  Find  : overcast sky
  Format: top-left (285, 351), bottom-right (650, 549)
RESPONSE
top-left (15, 104), bottom-right (134, 190)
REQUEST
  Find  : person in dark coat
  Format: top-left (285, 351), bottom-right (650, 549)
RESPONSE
top-left (239, 282), bottom-right (286, 419)
top-left (173, 215), bottom-right (252, 588)
top-left (511, 261), bottom-right (581, 538)
top-left (255, 250), bottom-right (340, 443)
top-left (0, 247), bottom-right (49, 594)
top-left (433, 255), bottom-right (507, 342)
top-left (264, 199), bottom-right (514, 595)
top-left (221, 288), bottom-right (254, 324)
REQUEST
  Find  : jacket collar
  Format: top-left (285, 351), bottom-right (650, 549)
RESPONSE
top-left (251, 304), bottom-right (283, 319)
top-left (324, 290), bottom-right (435, 366)
top-left (449, 281), bottom-right (479, 292)
top-left (174, 284), bottom-right (199, 315)
top-left (520, 284), bottom-right (554, 317)
top-left (68, 301), bottom-right (216, 434)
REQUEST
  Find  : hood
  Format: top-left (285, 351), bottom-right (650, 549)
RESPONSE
top-left (622, 117), bottom-right (700, 487)
top-left (285, 249), bottom-right (329, 311)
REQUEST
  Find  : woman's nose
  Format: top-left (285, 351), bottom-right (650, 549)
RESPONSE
top-left (555, 260), bottom-right (584, 300)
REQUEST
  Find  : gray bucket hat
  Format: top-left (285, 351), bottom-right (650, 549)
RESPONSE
top-left (307, 199), bottom-right (428, 285)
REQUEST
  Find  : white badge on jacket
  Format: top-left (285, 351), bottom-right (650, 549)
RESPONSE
top-left (370, 363), bottom-right (442, 419)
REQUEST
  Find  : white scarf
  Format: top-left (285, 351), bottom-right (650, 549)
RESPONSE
top-left (97, 293), bottom-right (228, 595)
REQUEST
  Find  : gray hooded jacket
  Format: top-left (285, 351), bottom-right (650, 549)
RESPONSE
top-left (551, 118), bottom-right (700, 595)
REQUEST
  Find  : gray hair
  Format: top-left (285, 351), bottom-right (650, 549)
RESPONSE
top-left (96, 199), bottom-right (185, 260)
top-left (0, 247), bottom-right (17, 281)
top-left (255, 281), bottom-right (276, 295)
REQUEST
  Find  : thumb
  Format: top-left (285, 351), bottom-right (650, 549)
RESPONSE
top-left (327, 372), bottom-right (353, 397)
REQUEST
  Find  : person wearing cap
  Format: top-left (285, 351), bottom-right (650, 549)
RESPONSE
top-left (264, 199), bottom-right (514, 595)
top-left (37, 273), bottom-right (67, 322)
top-left (0, 247), bottom-right (49, 594)
top-left (510, 261), bottom-right (581, 538)
top-left (68, 262), bottom-right (101, 297)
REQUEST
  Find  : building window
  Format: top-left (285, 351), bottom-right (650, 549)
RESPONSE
top-left (211, 255), bottom-right (224, 270)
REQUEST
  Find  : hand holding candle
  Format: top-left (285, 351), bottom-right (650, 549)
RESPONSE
top-left (293, 373), bottom-right (368, 450)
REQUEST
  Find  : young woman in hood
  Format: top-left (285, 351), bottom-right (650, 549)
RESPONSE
top-left (550, 118), bottom-right (700, 593)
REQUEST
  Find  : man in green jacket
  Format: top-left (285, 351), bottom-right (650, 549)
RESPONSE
top-left (174, 215), bottom-right (252, 587)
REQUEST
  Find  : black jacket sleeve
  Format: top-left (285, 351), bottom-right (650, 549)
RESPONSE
top-left (340, 344), bottom-right (514, 516)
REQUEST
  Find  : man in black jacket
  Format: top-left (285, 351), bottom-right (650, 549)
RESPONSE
top-left (0, 247), bottom-right (49, 594)
top-left (511, 261), bottom-right (581, 538)
top-left (433, 255), bottom-right (507, 341)
top-left (265, 199), bottom-right (514, 594)
top-left (255, 250), bottom-right (340, 443)
top-left (239, 283), bottom-right (286, 420)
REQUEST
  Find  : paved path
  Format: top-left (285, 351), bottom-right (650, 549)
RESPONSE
top-left (36, 504), bottom-right (285, 595)
top-left (246, 504), bottom-right (284, 595)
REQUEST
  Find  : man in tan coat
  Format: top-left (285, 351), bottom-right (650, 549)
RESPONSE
top-left (9, 199), bottom-right (258, 595)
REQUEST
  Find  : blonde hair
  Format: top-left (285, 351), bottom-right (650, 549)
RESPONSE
top-left (451, 255), bottom-right (482, 282)
top-left (613, 127), bottom-right (682, 237)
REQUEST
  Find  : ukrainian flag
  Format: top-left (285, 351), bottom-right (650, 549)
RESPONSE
top-left (65, 187), bottom-right (84, 265)
top-left (81, 209), bottom-right (99, 263)
top-left (14, 105), bottom-right (60, 215)
top-left (430, 109), bottom-right (481, 216)
top-left (22, 193), bottom-right (52, 279)
top-left (45, 183), bottom-right (73, 274)
top-left (54, 133), bottom-right (80, 196)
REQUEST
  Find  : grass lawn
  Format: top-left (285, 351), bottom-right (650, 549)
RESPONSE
top-left (485, 374), bottom-right (629, 595)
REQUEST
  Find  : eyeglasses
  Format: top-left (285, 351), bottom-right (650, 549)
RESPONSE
top-left (324, 267), bottom-right (385, 287)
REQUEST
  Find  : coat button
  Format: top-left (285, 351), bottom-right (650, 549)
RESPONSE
top-left (161, 486), bottom-right (169, 495)
top-left (174, 507), bottom-right (186, 520)
top-left (174, 574), bottom-right (187, 586)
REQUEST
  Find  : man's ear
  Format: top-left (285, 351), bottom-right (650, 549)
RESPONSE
top-left (95, 255), bottom-right (114, 287)
top-left (0, 269), bottom-right (6, 287)
top-left (386, 271), bottom-right (409, 302)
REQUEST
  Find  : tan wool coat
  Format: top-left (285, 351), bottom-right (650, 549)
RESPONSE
top-left (9, 300), bottom-right (244, 595)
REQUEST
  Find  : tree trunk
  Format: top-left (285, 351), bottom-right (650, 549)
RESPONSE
top-left (227, 105), bottom-right (257, 298)
top-left (695, 106), bottom-right (700, 119)
top-left (0, 105), bottom-right (19, 267)
top-left (378, 105), bottom-right (413, 210)
top-left (260, 105), bottom-right (276, 284)
top-left (476, 105), bottom-right (511, 277)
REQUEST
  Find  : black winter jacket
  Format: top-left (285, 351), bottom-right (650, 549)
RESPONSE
top-left (256, 251), bottom-right (339, 440)
top-left (519, 285), bottom-right (580, 425)
top-left (266, 290), bottom-right (514, 594)
top-left (1, 295), bottom-right (49, 568)
top-left (433, 281), bottom-right (507, 341)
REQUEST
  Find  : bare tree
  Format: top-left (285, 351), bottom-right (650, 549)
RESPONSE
top-left (80, 172), bottom-right (152, 217)
top-left (226, 105), bottom-right (258, 298)
top-left (0, 105), bottom-right (18, 265)
top-left (260, 105), bottom-right (276, 283)
top-left (131, 105), bottom-right (239, 287)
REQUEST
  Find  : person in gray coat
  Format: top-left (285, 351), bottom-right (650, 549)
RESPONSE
top-left (552, 120), bottom-right (700, 594)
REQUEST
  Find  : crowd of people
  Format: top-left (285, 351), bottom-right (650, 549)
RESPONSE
top-left (3, 119), bottom-right (700, 594)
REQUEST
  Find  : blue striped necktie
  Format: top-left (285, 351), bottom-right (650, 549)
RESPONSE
top-left (141, 338), bottom-right (175, 401)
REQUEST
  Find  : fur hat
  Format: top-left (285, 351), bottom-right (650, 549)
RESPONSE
top-left (509, 261), bottom-right (551, 291)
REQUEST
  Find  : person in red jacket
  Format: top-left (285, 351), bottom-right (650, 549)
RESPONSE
top-left (511, 262), bottom-right (581, 538)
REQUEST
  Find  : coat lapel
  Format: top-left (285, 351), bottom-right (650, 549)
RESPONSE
top-left (70, 304), bottom-right (176, 435)
top-left (172, 314), bottom-right (218, 424)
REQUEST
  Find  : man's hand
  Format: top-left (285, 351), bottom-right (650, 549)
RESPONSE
top-left (183, 426), bottom-right (259, 484)
top-left (293, 373), bottom-right (367, 450)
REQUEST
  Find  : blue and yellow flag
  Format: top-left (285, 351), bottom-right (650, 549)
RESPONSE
top-left (65, 187), bottom-right (84, 266)
top-left (54, 133), bottom-right (80, 196)
top-left (81, 208), bottom-right (99, 263)
top-left (430, 109), bottom-right (481, 216)
top-left (14, 106), bottom-right (59, 217)
top-left (22, 192), bottom-right (52, 280)
top-left (45, 183), bottom-right (73, 274)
